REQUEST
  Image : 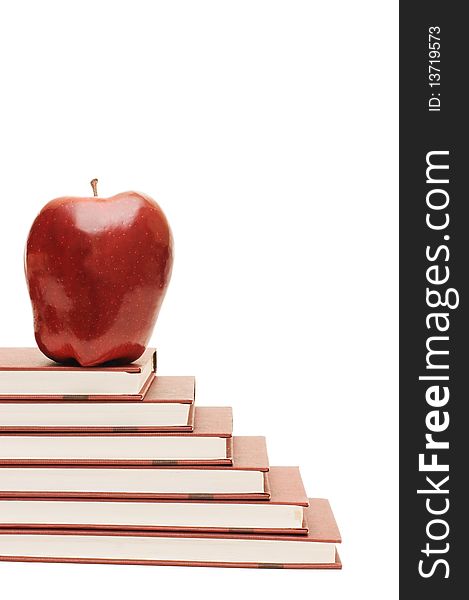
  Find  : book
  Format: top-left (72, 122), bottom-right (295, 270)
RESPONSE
top-left (0, 467), bottom-right (306, 534)
top-left (0, 348), bottom-right (156, 399)
top-left (0, 500), bottom-right (341, 569)
top-left (0, 407), bottom-right (233, 466)
top-left (0, 376), bottom-right (196, 432)
top-left (0, 436), bottom-right (269, 500)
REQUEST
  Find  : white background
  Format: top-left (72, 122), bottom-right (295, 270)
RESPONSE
top-left (0, 1), bottom-right (398, 598)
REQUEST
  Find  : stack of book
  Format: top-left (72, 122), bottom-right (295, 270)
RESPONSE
top-left (0, 347), bottom-right (341, 569)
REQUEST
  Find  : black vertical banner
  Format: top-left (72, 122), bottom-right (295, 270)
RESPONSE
top-left (400, 2), bottom-right (466, 596)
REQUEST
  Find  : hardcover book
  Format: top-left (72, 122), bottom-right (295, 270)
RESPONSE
top-left (0, 407), bottom-right (233, 466)
top-left (0, 499), bottom-right (341, 569)
top-left (0, 436), bottom-right (269, 500)
top-left (0, 376), bottom-right (196, 432)
top-left (0, 467), bottom-right (306, 534)
top-left (0, 348), bottom-right (157, 399)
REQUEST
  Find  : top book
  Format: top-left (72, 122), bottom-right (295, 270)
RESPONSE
top-left (0, 348), bottom-right (156, 399)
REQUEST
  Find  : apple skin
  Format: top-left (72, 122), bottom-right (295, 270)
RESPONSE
top-left (25, 191), bottom-right (173, 367)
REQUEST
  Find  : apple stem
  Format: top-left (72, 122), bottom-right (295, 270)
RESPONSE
top-left (90, 179), bottom-right (98, 197)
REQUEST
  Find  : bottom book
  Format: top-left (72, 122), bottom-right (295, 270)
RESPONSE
top-left (0, 499), bottom-right (341, 569)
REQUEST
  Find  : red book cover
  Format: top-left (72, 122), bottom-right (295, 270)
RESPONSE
top-left (0, 348), bottom-right (156, 400)
top-left (0, 436), bottom-right (270, 500)
top-left (0, 407), bottom-right (233, 466)
top-left (0, 466), bottom-right (306, 535)
top-left (0, 376), bottom-right (196, 433)
top-left (0, 499), bottom-right (342, 569)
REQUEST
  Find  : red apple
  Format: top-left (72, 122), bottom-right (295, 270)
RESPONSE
top-left (25, 180), bottom-right (173, 366)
